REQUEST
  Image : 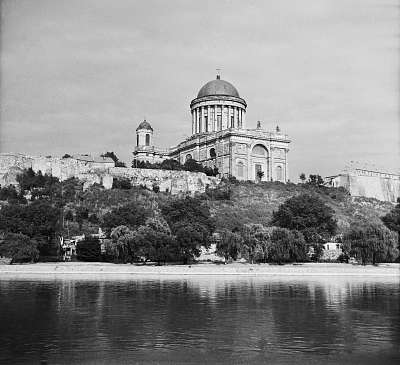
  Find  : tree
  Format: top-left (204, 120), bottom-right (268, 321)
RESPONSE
top-left (343, 223), bottom-right (399, 265)
top-left (75, 206), bottom-right (89, 231)
top-left (382, 198), bottom-right (400, 250)
top-left (308, 174), bottom-right (324, 186)
top-left (161, 197), bottom-right (215, 236)
top-left (112, 177), bottom-right (132, 190)
top-left (76, 237), bottom-right (101, 262)
top-left (102, 203), bottom-right (150, 233)
top-left (216, 229), bottom-right (243, 262)
top-left (159, 159), bottom-right (182, 171)
top-left (240, 224), bottom-right (271, 263)
top-left (183, 158), bottom-right (204, 173)
top-left (109, 225), bottom-right (135, 263)
top-left (299, 173), bottom-right (306, 183)
top-left (272, 193), bottom-right (337, 244)
top-left (0, 200), bottom-right (61, 241)
top-left (132, 217), bottom-right (175, 265)
top-left (62, 154), bottom-right (71, 159)
top-left (0, 185), bottom-right (25, 203)
top-left (0, 232), bottom-right (39, 263)
top-left (173, 222), bottom-right (207, 264)
top-left (101, 151), bottom-right (126, 167)
top-left (268, 228), bottom-right (308, 264)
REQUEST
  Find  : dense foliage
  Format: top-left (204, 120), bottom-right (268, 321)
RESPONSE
top-left (0, 232), bottom-right (39, 263)
top-left (76, 237), bottom-right (101, 262)
top-left (381, 198), bottom-right (400, 247)
top-left (239, 224), bottom-right (308, 264)
top-left (131, 158), bottom-right (219, 177)
top-left (343, 223), bottom-right (398, 265)
top-left (101, 203), bottom-right (151, 233)
top-left (272, 193), bottom-right (337, 243)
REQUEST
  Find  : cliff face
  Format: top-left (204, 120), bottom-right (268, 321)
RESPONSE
top-left (0, 153), bottom-right (219, 195)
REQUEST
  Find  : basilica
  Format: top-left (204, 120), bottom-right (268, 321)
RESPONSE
top-left (133, 74), bottom-right (290, 182)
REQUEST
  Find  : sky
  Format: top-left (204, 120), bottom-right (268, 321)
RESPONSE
top-left (0, 0), bottom-right (398, 181)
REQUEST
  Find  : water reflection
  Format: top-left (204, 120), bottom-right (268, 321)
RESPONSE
top-left (0, 276), bottom-right (399, 364)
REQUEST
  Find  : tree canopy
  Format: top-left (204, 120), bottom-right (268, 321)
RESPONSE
top-left (272, 193), bottom-right (337, 243)
top-left (102, 202), bottom-right (150, 232)
top-left (343, 223), bottom-right (398, 265)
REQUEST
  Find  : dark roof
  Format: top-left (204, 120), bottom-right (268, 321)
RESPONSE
top-left (197, 77), bottom-right (240, 98)
top-left (136, 120), bottom-right (153, 131)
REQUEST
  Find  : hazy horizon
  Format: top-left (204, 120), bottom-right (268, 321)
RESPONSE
top-left (1, 0), bottom-right (398, 180)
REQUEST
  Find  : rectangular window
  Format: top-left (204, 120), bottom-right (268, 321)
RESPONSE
top-left (231, 115), bottom-right (234, 128)
top-left (204, 116), bottom-right (208, 132)
top-left (145, 134), bottom-right (150, 146)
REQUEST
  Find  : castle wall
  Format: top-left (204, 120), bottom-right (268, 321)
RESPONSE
top-left (0, 153), bottom-right (219, 195)
top-left (326, 170), bottom-right (399, 203)
top-left (348, 174), bottom-right (399, 203)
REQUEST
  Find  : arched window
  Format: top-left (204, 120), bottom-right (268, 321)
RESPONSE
top-left (252, 144), bottom-right (267, 156)
top-left (185, 154), bottom-right (192, 162)
top-left (276, 166), bottom-right (283, 181)
top-left (209, 148), bottom-right (216, 159)
top-left (237, 161), bottom-right (244, 177)
top-left (145, 134), bottom-right (150, 146)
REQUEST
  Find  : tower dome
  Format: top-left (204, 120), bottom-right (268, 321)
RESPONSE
top-left (190, 74), bottom-right (247, 135)
top-left (197, 76), bottom-right (240, 98)
top-left (136, 119), bottom-right (153, 131)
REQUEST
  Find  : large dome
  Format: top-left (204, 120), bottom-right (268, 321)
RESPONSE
top-left (197, 77), bottom-right (240, 98)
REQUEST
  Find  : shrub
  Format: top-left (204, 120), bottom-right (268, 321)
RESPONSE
top-left (343, 223), bottom-right (399, 265)
top-left (112, 177), bottom-right (132, 190)
top-left (76, 237), bottom-right (101, 262)
top-left (0, 232), bottom-right (39, 263)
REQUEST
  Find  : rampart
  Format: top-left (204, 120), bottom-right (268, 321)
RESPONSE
top-left (326, 168), bottom-right (400, 203)
top-left (0, 153), bottom-right (220, 194)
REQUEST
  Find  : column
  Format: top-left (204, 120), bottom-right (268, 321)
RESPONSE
top-left (194, 109), bottom-right (198, 134)
top-left (242, 108), bottom-right (246, 129)
top-left (198, 107), bottom-right (202, 133)
top-left (285, 149), bottom-right (289, 183)
top-left (208, 106), bottom-right (211, 132)
top-left (227, 105), bottom-right (231, 129)
top-left (191, 110), bottom-right (195, 134)
top-left (269, 147), bottom-right (273, 181)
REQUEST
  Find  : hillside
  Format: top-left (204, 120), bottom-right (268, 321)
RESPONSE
top-left (207, 181), bottom-right (394, 234)
top-left (72, 180), bottom-right (394, 236)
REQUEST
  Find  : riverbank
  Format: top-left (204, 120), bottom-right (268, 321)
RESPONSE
top-left (0, 262), bottom-right (399, 277)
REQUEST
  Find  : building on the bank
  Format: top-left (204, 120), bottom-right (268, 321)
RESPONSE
top-left (133, 74), bottom-right (291, 182)
top-left (325, 163), bottom-right (400, 203)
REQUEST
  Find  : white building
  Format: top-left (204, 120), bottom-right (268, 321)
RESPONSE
top-left (133, 74), bottom-right (291, 182)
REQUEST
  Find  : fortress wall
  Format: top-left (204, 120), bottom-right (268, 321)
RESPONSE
top-left (349, 174), bottom-right (399, 203)
top-left (111, 167), bottom-right (220, 194)
top-left (0, 153), bottom-right (219, 194)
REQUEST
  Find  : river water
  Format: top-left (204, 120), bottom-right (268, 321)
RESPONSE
top-left (0, 275), bottom-right (399, 364)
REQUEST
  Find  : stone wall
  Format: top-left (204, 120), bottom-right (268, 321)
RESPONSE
top-left (327, 171), bottom-right (400, 203)
top-left (0, 153), bottom-right (219, 194)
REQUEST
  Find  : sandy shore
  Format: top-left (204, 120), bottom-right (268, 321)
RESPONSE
top-left (0, 262), bottom-right (399, 277)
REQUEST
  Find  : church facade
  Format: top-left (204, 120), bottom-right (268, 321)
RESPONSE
top-left (133, 75), bottom-right (290, 182)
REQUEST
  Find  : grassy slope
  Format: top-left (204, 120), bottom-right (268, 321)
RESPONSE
top-left (208, 182), bottom-right (394, 234)
top-left (69, 182), bottom-right (394, 236)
